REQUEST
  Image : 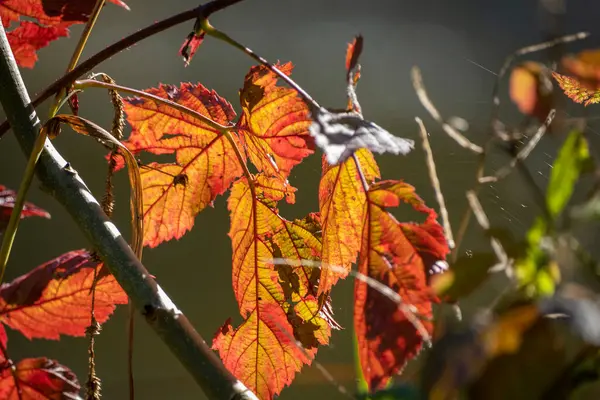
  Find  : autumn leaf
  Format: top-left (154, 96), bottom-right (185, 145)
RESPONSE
top-left (237, 63), bottom-right (314, 180)
top-left (5, 22), bottom-right (69, 68)
top-left (562, 49), bottom-right (600, 83)
top-left (0, 184), bottom-right (50, 232)
top-left (552, 72), bottom-right (600, 106)
top-left (317, 149), bottom-right (380, 296)
top-left (213, 300), bottom-right (329, 400)
top-left (346, 35), bottom-right (363, 82)
top-left (1, 0), bottom-right (128, 68)
top-left (354, 180), bottom-right (449, 391)
top-left (0, 357), bottom-right (80, 399)
top-left (509, 62), bottom-right (553, 122)
top-left (121, 82), bottom-right (243, 247)
top-left (213, 174), bottom-right (334, 399)
top-left (0, 249), bottom-right (127, 340)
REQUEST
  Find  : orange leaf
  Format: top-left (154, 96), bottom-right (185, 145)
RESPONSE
top-left (215, 174), bottom-right (334, 398)
top-left (0, 249), bottom-right (128, 340)
top-left (237, 63), bottom-right (314, 180)
top-left (354, 180), bottom-right (449, 391)
top-left (562, 49), bottom-right (600, 84)
top-left (121, 83), bottom-right (244, 247)
top-left (552, 72), bottom-right (600, 106)
top-left (213, 300), bottom-right (329, 400)
top-left (317, 149), bottom-right (380, 295)
top-left (1, 0), bottom-right (128, 68)
top-left (0, 357), bottom-right (80, 399)
top-left (509, 61), bottom-right (553, 122)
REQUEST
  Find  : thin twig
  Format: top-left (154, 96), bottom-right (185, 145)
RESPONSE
top-left (479, 109), bottom-right (556, 183)
top-left (415, 117), bottom-right (455, 249)
top-left (465, 191), bottom-right (512, 277)
top-left (411, 67), bottom-right (483, 154)
top-left (0, 0), bottom-right (246, 140)
top-left (49, 0), bottom-right (108, 118)
top-left (450, 32), bottom-right (588, 260)
top-left (0, 20), bottom-right (257, 400)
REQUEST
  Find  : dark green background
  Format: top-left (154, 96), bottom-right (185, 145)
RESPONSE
top-left (2, 0), bottom-right (600, 398)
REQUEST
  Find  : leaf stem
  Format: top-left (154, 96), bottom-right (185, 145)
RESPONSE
top-left (49, 0), bottom-right (107, 118)
top-left (0, 128), bottom-right (47, 283)
top-left (200, 19), bottom-right (321, 111)
top-left (74, 79), bottom-right (235, 132)
top-left (0, 0), bottom-right (246, 140)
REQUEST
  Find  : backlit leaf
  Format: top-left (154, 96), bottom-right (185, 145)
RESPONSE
top-left (0, 357), bottom-right (80, 399)
top-left (562, 49), bottom-right (600, 83)
top-left (5, 22), bottom-right (69, 68)
top-left (0, 249), bottom-right (127, 340)
top-left (121, 82), bottom-right (243, 247)
top-left (318, 149), bottom-right (380, 296)
top-left (509, 61), bottom-right (553, 122)
top-left (0, 184), bottom-right (50, 232)
top-left (237, 63), bottom-right (314, 180)
top-left (213, 301), bottom-right (329, 400)
top-left (1, 0), bottom-right (128, 68)
top-left (546, 130), bottom-right (592, 218)
top-left (214, 174), bottom-right (334, 398)
top-left (355, 180), bottom-right (449, 391)
top-left (552, 72), bottom-right (600, 106)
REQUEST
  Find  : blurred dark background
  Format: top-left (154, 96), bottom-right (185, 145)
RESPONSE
top-left (2, 0), bottom-right (600, 398)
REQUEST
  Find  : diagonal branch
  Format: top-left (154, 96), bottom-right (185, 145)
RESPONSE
top-left (0, 18), bottom-right (256, 400)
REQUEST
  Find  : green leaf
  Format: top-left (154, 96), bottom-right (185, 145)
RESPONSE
top-left (546, 130), bottom-right (593, 219)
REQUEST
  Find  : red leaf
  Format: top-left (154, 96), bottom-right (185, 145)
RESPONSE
top-left (0, 249), bottom-right (128, 340)
top-left (0, 357), bottom-right (80, 399)
top-left (180, 31), bottom-right (205, 67)
top-left (354, 180), bottom-right (449, 391)
top-left (237, 63), bottom-right (314, 180)
top-left (0, 184), bottom-right (50, 232)
top-left (5, 22), bottom-right (69, 68)
top-left (1, 0), bottom-right (128, 68)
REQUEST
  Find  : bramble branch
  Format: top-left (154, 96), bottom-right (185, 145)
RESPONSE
top-left (0, 17), bottom-right (256, 400)
top-left (0, 0), bottom-right (245, 140)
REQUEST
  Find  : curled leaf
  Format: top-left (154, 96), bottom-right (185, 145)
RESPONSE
top-left (309, 107), bottom-right (414, 165)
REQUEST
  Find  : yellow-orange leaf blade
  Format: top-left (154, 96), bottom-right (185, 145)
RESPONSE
top-left (318, 149), bottom-right (380, 295)
top-left (213, 299), bottom-right (329, 400)
top-left (237, 63), bottom-right (314, 180)
top-left (122, 82), bottom-right (244, 247)
top-left (355, 180), bottom-right (449, 390)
